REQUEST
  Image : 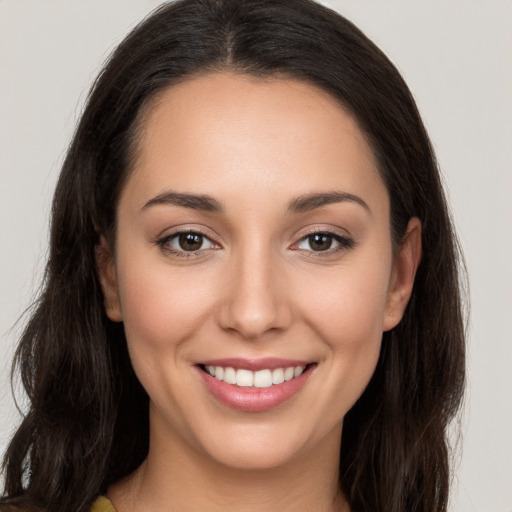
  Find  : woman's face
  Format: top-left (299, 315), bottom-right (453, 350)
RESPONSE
top-left (99, 72), bottom-right (419, 470)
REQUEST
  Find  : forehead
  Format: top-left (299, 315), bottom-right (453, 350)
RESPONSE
top-left (123, 71), bottom-right (387, 215)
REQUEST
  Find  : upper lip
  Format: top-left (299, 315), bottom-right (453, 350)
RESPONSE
top-left (197, 357), bottom-right (312, 371)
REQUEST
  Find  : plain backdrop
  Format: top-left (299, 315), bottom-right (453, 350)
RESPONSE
top-left (1, 1), bottom-right (511, 511)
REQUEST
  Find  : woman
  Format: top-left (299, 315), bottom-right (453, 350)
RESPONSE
top-left (1, 0), bottom-right (466, 511)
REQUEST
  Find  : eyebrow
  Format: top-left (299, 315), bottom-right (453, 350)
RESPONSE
top-left (141, 189), bottom-right (370, 215)
top-left (287, 191), bottom-right (371, 214)
top-left (142, 190), bottom-right (224, 212)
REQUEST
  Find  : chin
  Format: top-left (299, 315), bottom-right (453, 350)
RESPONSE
top-left (192, 417), bottom-right (327, 472)
top-left (205, 439), bottom-right (305, 471)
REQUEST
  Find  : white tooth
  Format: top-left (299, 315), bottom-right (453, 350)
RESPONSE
top-left (254, 369), bottom-right (273, 388)
top-left (294, 365), bottom-right (305, 377)
top-left (272, 368), bottom-right (285, 384)
top-left (223, 367), bottom-right (236, 384)
top-left (215, 366), bottom-right (224, 380)
top-left (236, 369), bottom-right (254, 387)
top-left (284, 367), bottom-right (295, 381)
top-left (207, 365), bottom-right (215, 376)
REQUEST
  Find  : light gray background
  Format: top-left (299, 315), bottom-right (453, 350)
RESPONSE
top-left (1, 1), bottom-right (511, 510)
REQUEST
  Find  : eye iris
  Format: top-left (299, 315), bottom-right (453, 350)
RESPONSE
top-left (178, 233), bottom-right (203, 251)
top-left (309, 233), bottom-right (332, 251)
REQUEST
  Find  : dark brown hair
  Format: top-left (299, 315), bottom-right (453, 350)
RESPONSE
top-left (2, 1), bottom-right (466, 511)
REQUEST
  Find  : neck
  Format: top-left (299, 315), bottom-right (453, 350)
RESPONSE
top-left (109, 418), bottom-right (348, 512)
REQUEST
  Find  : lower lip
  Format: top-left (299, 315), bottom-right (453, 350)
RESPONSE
top-left (197, 365), bottom-right (314, 412)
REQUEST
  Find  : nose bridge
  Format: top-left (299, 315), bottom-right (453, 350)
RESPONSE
top-left (217, 236), bottom-right (290, 339)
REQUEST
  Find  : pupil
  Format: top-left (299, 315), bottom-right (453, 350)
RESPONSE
top-left (179, 233), bottom-right (203, 251)
top-left (310, 233), bottom-right (332, 251)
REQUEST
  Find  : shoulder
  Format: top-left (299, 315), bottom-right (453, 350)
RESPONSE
top-left (1, 497), bottom-right (116, 512)
top-left (90, 496), bottom-right (117, 512)
top-left (0, 497), bottom-right (115, 512)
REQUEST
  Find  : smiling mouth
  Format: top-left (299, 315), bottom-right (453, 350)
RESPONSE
top-left (197, 361), bottom-right (315, 411)
top-left (200, 364), bottom-right (310, 388)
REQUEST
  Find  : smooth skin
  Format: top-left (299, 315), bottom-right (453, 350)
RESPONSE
top-left (97, 72), bottom-right (421, 512)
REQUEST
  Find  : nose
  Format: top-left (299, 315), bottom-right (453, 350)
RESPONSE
top-left (216, 246), bottom-right (292, 340)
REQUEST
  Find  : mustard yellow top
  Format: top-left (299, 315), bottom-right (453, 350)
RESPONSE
top-left (90, 496), bottom-right (116, 512)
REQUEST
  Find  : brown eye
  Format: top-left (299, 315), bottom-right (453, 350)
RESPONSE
top-left (294, 231), bottom-right (355, 255)
top-left (158, 230), bottom-right (217, 255)
top-left (178, 232), bottom-right (204, 251)
top-left (308, 233), bottom-right (333, 251)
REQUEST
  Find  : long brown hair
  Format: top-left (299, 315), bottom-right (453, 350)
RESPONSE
top-left (2, 1), bottom-right (466, 511)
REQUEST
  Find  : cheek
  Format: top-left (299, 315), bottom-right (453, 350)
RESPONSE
top-left (302, 255), bottom-right (392, 351)
top-left (115, 254), bottom-right (216, 361)
top-left (310, 279), bottom-right (386, 393)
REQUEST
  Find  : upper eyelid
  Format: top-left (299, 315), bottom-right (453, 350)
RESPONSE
top-left (293, 231), bottom-right (353, 247)
top-left (291, 224), bottom-right (352, 241)
top-left (158, 230), bottom-right (219, 248)
top-left (155, 225), bottom-right (222, 245)
top-left (298, 230), bottom-right (350, 241)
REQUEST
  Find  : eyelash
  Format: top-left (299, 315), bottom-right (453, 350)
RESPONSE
top-left (292, 229), bottom-right (355, 256)
top-left (156, 229), bottom-right (220, 258)
top-left (156, 228), bottom-right (355, 258)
